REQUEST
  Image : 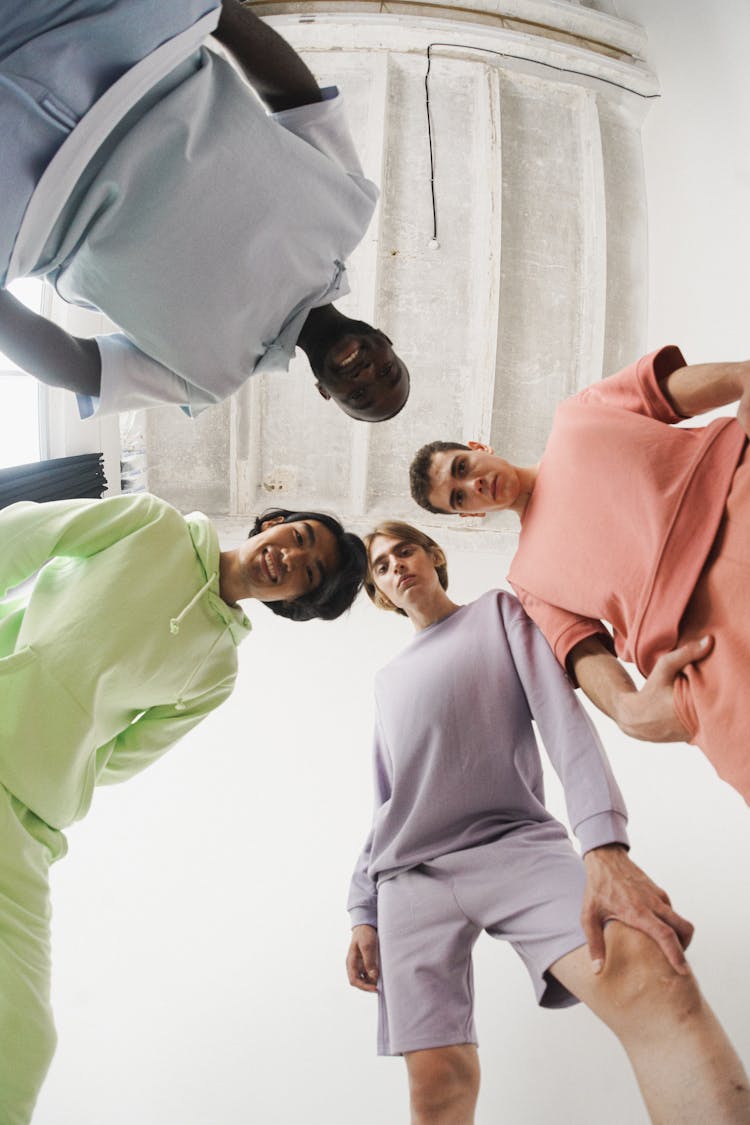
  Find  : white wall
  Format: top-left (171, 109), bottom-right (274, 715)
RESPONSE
top-left (34, 3), bottom-right (750, 1122)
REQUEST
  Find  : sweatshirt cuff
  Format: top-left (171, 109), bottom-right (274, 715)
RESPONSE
top-left (349, 906), bottom-right (378, 928)
top-left (575, 810), bottom-right (629, 855)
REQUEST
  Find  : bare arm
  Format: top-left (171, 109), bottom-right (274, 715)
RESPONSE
top-left (663, 359), bottom-right (750, 433)
top-left (568, 634), bottom-right (712, 742)
top-left (0, 288), bottom-right (100, 397)
top-left (213, 0), bottom-right (322, 111)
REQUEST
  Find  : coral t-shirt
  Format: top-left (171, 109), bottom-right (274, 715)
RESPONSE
top-left (508, 346), bottom-right (747, 676)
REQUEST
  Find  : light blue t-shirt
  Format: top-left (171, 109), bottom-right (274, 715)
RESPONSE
top-left (38, 51), bottom-right (378, 416)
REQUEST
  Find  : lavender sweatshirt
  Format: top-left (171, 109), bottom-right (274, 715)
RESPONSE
top-left (348, 591), bottom-right (629, 928)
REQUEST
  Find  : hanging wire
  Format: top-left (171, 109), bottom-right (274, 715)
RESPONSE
top-left (425, 41), bottom-right (660, 246)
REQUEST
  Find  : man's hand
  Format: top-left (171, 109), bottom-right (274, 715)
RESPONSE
top-left (570, 633), bottom-right (711, 744)
top-left (582, 844), bottom-right (694, 975)
top-left (346, 924), bottom-right (379, 993)
top-left (615, 636), bottom-right (712, 742)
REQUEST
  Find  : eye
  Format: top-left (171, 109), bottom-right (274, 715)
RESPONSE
top-left (306, 565), bottom-right (314, 585)
top-left (294, 529), bottom-right (303, 546)
top-left (457, 458), bottom-right (466, 477)
top-left (348, 389), bottom-right (365, 403)
top-left (376, 561), bottom-right (387, 575)
top-left (379, 362), bottom-right (393, 380)
top-left (455, 490), bottom-right (464, 508)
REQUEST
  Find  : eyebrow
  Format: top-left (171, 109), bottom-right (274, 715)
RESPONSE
top-left (303, 521), bottom-right (327, 587)
top-left (448, 455), bottom-right (463, 511)
top-left (369, 540), bottom-right (409, 571)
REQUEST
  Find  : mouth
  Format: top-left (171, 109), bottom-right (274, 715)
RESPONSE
top-left (262, 547), bottom-right (283, 584)
top-left (329, 338), bottom-right (367, 375)
top-left (397, 573), bottom-right (416, 589)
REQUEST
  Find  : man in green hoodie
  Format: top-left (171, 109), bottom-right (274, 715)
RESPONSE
top-left (0, 490), bottom-right (365, 1124)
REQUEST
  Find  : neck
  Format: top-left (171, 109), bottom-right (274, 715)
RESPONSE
top-left (296, 302), bottom-right (344, 361)
top-left (218, 549), bottom-right (244, 606)
top-left (405, 587), bottom-right (461, 632)
top-left (511, 464), bottom-right (540, 519)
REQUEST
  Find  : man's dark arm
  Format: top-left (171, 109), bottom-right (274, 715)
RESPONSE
top-left (213, 0), bottom-right (323, 111)
top-left (0, 289), bottom-right (100, 397)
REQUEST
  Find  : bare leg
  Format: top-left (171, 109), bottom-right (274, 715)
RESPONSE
top-left (405, 1044), bottom-right (480, 1125)
top-left (551, 923), bottom-right (750, 1124)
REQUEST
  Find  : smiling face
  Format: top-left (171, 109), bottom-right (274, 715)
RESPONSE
top-left (368, 534), bottom-right (443, 614)
top-left (315, 329), bottom-right (410, 422)
top-left (235, 518), bottom-right (340, 603)
top-left (427, 442), bottom-right (523, 516)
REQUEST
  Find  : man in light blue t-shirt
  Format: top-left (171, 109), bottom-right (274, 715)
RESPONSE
top-left (0, 0), bottom-right (409, 423)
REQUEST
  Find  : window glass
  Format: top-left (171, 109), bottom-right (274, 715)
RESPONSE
top-left (0, 280), bottom-right (43, 469)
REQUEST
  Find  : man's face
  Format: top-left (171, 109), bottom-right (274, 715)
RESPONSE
top-left (315, 330), bottom-right (409, 422)
top-left (368, 534), bottom-right (439, 612)
top-left (427, 443), bottom-right (521, 516)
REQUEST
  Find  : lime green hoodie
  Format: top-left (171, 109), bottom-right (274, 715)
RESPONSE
top-left (0, 493), bottom-right (251, 828)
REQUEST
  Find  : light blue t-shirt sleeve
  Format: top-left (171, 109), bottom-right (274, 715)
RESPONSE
top-left (78, 333), bottom-right (222, 418)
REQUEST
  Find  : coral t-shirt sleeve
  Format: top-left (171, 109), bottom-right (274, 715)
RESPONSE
top-left (509, 581), bottom-right (614, 679)
top-left (575, 345), bottom-right (687, 423)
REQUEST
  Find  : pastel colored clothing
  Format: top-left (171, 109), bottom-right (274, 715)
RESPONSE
top-left (0, 0), bottom-right (219, 284)
top-left (374, 829), bottom-right (587, 1055)
top-left (508, 345), bottom-right (750, 798)
top-left (0, 494), bottom-right (250, 1122)
top-left (348, 591), bottom-right (629, 1053)
top-left (2, 2), bottom-right (378, 419)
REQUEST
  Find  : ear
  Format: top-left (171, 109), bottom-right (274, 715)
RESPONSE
top-left (430, 547), bottom-right (447, 569)
top-left (259, 515), bottom-right (286, 531)
top-left (316, 382), bottom-right (331, 402)
top-left (460, 511), bottom-right (486, 519)
top-left (467, 440), bottom-right (493, 454)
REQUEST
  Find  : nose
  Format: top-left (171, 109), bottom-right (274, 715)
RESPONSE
top-left (472, 476), bottom-right (486, 495)
top-left (280, 545), bottom-right (305, 572)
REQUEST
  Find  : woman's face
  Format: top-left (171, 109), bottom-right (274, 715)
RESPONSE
top-left (238, 518), bottom-right (339, 603)
top-left (368, 534), bottom-right (441, 613)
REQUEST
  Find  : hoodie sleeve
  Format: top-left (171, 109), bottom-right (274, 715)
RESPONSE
top-left (0, 494), bottom-right (169, 597)
top-left (501, 593), bottom-right (629, 855)
top-left (95, 674), bottom-right (236, 785)
top-left (346, 704), bottom-right (393, 928)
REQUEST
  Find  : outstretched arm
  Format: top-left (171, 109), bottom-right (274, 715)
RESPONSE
top-left (0, 288), bottom-right (100, 397)
top-left (663, 358), bottom-right (750, 433)
top-left (213, 0), bottom-right (322, 111)
top-left (568, 634), bottom-right (711, 743)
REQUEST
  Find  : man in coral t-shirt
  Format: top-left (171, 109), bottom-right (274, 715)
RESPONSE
top-left (409, 347), bottom-right (750, 802)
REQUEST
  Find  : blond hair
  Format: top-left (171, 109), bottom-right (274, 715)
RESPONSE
top-left (364, 520), bottom-right (448, 616)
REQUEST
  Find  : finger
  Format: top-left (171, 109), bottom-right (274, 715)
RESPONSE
top-left (633, 913), bottom-right (690, 975)
top-left (581, 908), bottom-right (606, 973)
top-left (661, 907), bottom-right (695, 951)
top-left (345, 946), bottom-right (363, 986)
top-left (657, 636), bottom-right (713, 677)
top-left (362, 938), bottom-right (380, 983)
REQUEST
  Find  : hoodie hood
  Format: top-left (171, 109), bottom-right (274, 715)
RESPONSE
top-left (182, 512), bottom-right (252, 645)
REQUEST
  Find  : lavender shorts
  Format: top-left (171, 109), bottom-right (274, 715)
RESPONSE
top-left (375, 822), bottom-right (587, 1056)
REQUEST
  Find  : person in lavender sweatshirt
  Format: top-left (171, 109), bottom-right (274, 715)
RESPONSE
top-left (346, 520), bottom-right (749, 1125)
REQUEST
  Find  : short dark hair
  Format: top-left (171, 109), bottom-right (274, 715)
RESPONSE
top-left (363, 520), bottom-right (449, 617)
top-left (409, 441), bottom-right (470, 514)
top-left (249, 508), bottom-right (367, 622)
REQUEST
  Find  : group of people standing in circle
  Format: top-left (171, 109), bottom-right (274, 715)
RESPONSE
top-left (1, 1), bottom-right (748, 1122)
